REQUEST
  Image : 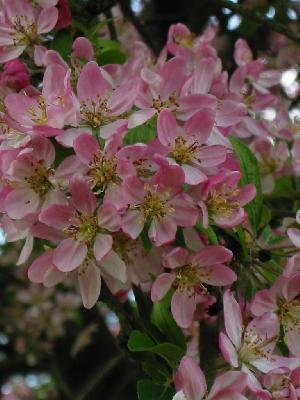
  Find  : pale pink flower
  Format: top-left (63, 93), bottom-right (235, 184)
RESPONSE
top-left (122, 165), bottom-right (198, 246)
top-left (173, 355), bottom-right (248, 400)
top-left (5, 63), bottom-right (77, 135)
top-left (156, 108), bottom-right (226, 185)
top-left (151, 245), bottom-right (235, 328)
top-left (0, 0), bottom-right (58, 63)
top-left (254, 367), bottom-right (300, 399)
top-left (251, 137), bottom-right (289, 194)
top-left (251, 274), bottom-right (300, 356)
top-left (39, 176), bottom-right (123, 272)
top-left (2, 136), bottom-right (67, 219)
top-left (219, 290), bottom-right (300, 387)
top-left (75, 61), bottom-right (138, 138)
top-left (198, 171), bottom-right (256, 228)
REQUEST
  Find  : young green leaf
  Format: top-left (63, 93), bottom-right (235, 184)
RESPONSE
top-left (229, 136), bottom-right (263, 236)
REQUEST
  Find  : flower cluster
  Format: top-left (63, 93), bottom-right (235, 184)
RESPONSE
top-left (1, 1), bottom-right (300, 398)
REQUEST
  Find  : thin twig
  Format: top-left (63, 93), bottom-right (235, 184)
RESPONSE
top-left (76, 353), bottom-right (123, 400)
top-left (219, 0), bottom-right (300, 46)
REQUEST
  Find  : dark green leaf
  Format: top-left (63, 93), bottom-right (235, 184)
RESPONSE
top-left (142, 360), bottom-right (169, 384)
top-left (151, 291), bottom-right (186, 350)
top-left (51, 29), bottom-right (73, 61)
top-left (97, 48), bottom-right (126, 65)
top-left (229, 136), bottom-right (263, 236)
top-left (128, 330), bottom-right (155, 351)
top-left (137, 380), bottom-right (174, 400)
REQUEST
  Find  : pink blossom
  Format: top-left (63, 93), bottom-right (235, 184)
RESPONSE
top-left (156, 108), bottom-right (226, 185)
top-left (0, 0), bottom-right (58, 63)
top-left (151, 245), bottom-right (235, 328)
top-left (251, 274), bottom-right (300, 356)
top-left (173, 355), bottom-right (248, 400)
top-left (219, 290), bottom-right (300, 387)
top-left (122, 165), bottom-right (198, 246)
top-left (197, 171), bottom-right (256, 228)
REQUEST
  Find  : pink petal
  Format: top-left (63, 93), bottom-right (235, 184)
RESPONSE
top-left (149, 217), bottom-right (177, 246)
top-left (196, 145), bottom-right (227, 168)
top-left (77, 61), bottom-right (106, 102)
top-left (28, 251), bottom-right (53, 283)
top-left (223, 290), bottom-right (243, 348)
top-left (70, 176), bottom-right (96, 215)
top-left (74, 133), bottom-right (99, 165)
top-left (184, 108), bottom-right (215, 143)
top-left (79, 261), bottom-right (101, 309)
top-left (200, 264), bottom-right (236, 286)
top-left (174, 356), bottom-right (207, 400)
top-left (171, 195), bottom-right (198, 227)
top-left (250, 289), bottom-right (277, 316)
top-left (122, 209), bottom-right (144, 239)
top-left (53, 238), bottom-right (87, 272)
top-left (100, 250), bottom-right (127, 283)
top-left (282, 272), bottom-right (300, 301)
top-left (157, 109), bottom-right (178, 147)
top-left (181, 164), bottom-right (207, 185)
top-left (128, 108), bottom-right (156, 128)
top-left (5, 188), bottom-right (40, 219)
top-left (16, 234), bottom-right (34, 265)
top-left (219, 332), bottom-right (239, 368)
top-left (97, 203), bottom-right (121, 232)
top-left (93, 233), bottom-right (112, 261)
top-left (37, 6), bottom-right (58, 33)
top-left (171, 290), bottom-right (196, 328)
top-left (44, 266), bottom-right (64, 287)
top-left (163, 247), bottom-right (189, 269)
top-left (151, 273), bottom-right (175, 302)
top-left (39, 204), bottom-right (74, 230)
top-left (192, 245), bottom-right (233, 266)
top-left (288, 228), bottom-right (300, 248)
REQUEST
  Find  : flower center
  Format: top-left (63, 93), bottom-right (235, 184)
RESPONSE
top-left (112, 233), bottom-right (138, 265)
top-left (80, 98), bottom-right (109, 129)
top-left (170, 136), bottom-right (200, 164)
top-left (278, 298), bottom-right (300, 333)
top-left (206, 188), bottom-right (240, 217)
top-left (88, 153), bottom-right (119, 193)
top-left (132, 186), bottom-right (173, 222)
top-left (239, 328), bottom-right (277, 365)
top-left (64, 213), bottom-right (98, 245)
top-left (11, 16), bottom-right (38, 46)
top-left (27, 96), bottom-right (47, 125)
top-left (261, 157), bottom-right (278, 175)
top-left (151, 91), bottom-right (178, 113)
top-left (174, 264), bottom-right (208, 296)
top-left (25, 160), bottom-right (53, 199)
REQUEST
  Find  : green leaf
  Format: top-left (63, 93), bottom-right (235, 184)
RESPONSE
top-left (128, 330), bottom-right (155, 351)
top-left (229, 136), bottom-right (263, 236)
top-left (260, 225), bottom-right (285, 246)
top-left (124, 119), bottom-right (156, 145)
top-left (151, 291), bottom-right (186, 350)
top-left (128, 331), bottom-right (184, 368)
top-left (146, 343), bottom-right (184, 368)
top-left (142, 360), bottom-right (169, 384)
top-left (195, 220), bottom-right (218, 244)
top-left (97, 48), bottom-right (126, 65)
top-left (137, 380), bottom-right (174, 400)
top-left (51, 29), bottom-right (73, 61)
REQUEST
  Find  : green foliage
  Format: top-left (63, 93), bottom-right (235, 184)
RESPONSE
top-left (151, 291), bottom-right (186, 351)
top-left (229, 136), bottom-right (263, 236)
top-left (51, 29), bottom-right (73, 61)
top-left (195, 219), bottom-right (218, 244)
top-left (137, 379), bottom-right (175, 400)
top-left (123, 117), bottom-right (157, 145)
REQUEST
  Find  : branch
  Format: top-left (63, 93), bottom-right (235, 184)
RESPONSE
top-left (76, 353), bottom-right (123, 400)
top-left (219, 0), bottom-right (300, 46)
top-left (118, 0), bottom-right (160, 55)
